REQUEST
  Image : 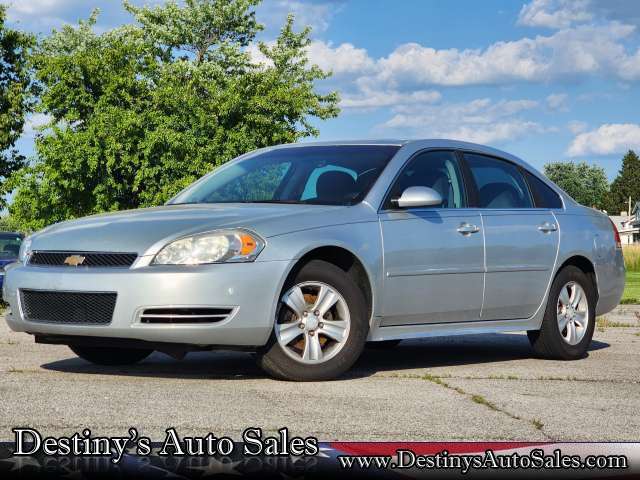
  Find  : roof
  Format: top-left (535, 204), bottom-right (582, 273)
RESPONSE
top-left (282, 138), bottom-right (540, 176)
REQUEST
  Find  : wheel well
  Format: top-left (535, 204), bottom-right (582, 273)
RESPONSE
top-left (556, 255), bottom-right (598, 300)
top-left (288, 247), bottom-right (373, 321)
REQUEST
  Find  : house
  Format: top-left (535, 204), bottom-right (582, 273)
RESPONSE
top-left (611, 210), bottom-right (640, 245)
top-left (631, 202), bottom-right (640, 240)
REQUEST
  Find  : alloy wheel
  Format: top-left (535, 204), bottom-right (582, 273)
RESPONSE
top-left (556, 281), bottom-right (589, 346)
top-left (275, 281), bottom-right (351, 364)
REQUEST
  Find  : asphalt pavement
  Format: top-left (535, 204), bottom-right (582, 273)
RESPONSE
top-left (1, 306), bottom-right (639, 441)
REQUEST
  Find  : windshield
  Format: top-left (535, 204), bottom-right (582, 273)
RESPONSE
top-left (0, 233), bottom-right (23, 260)
top-left (170, 145), bottom-right (400, 206)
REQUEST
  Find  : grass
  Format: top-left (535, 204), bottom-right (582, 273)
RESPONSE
top-left (622, 271), bottom-right (640, 304)
top-left (623, 245), bottom-right (640, 272)
top-left (597, 317), bottom-right (636, 329)
top-left (622, 246), bottom-right (640, 304)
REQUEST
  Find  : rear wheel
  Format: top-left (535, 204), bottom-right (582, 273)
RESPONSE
top-left (256, 260), bottom-right (368, 381)
top-left (527, 266), bottom-right (595, 360)
top-left (69, 345), bottom-right (153, 365)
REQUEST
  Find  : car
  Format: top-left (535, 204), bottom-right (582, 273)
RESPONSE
top-left (0, 232), bottom-right (24, 293)
top-left (2, 140), bottom-right (626, 381)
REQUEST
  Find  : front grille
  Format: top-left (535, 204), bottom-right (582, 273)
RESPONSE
top-left (140, 307), bottom-right (234, 324)
top-left (29, 251), bottom-right (137, 268)
top-left (21, 289), bottom-right (117, 325)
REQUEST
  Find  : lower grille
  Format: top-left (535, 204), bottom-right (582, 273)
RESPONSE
top-left (29, 251), bottom-right (137, 268)
top-left (21, 289), bottom-right (117, 325)
top-left (140, 307), bottom-right (233, 324)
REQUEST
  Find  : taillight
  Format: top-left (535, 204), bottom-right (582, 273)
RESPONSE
top-left (609, 218), bottom-right (622, 249)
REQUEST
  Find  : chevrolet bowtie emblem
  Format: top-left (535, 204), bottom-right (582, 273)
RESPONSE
top-left (63, 255), bottom-right (86, 267)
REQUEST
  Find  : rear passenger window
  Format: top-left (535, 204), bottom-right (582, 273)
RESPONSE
top-left (525, 171), bottom-right (563, 209)
top-left (464, 154), bottom-right (533, 209)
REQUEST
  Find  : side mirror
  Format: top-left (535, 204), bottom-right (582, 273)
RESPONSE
top-left (395, 186), bottom-right (443, 208)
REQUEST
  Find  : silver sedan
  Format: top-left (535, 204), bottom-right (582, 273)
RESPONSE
top-left (3, 140), bottom-right (625, 380)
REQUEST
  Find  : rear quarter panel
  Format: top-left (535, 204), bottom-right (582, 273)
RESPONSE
top-left (555, 208), bottom-right (625, 316)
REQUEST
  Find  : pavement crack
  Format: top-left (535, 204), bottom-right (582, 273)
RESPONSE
top-left (384, 373), bottom-right (639, 385)
top-left (398, 373), bottom-right (553, 440)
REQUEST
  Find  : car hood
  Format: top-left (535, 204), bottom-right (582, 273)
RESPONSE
top-left (29, 203), bottom-right (349, 255)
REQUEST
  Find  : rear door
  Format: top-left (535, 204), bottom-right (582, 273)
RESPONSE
top-left (379, 150), bottom-right (484, 325)
top-left (463, 153), bottom-right (559, 320)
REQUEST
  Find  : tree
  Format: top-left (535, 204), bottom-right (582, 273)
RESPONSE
top-left (543, 161), bottom-right (609, 209)
top-left (9, 0), bottom-right (339, 231)
top-left (0, 5), bottom-right (35, 207)
top-left (605, 150), bottom-right (640, 215)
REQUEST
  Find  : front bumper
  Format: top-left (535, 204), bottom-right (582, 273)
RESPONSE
top-left (2, 260), bottom-right (291, 347)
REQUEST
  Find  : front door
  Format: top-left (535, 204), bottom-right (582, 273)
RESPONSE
top-left (379, 150), bottom-right (484, 326)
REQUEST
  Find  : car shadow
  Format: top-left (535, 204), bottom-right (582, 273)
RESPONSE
top-left (40, 333), bottom-right (609, 381)
top-left (348, 333), bottom-right (609, 379)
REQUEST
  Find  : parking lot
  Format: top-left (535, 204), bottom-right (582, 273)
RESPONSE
top-left (1, 306), bottom-right (639, 442)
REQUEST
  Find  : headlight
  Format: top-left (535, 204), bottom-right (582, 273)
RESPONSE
top-left (152, 229), bottom-right (264, 265)
top-left (18, 236), bottom-right (32, 264)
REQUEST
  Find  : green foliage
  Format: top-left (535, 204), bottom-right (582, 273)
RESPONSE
top-left (605, 150), bottom-right (640, 215)
top-left (0, 215), bottom-right (14, 232)
top-left (543, 161), bottom-right (609, 209)
top-left (0, 5), bottom-right (35, 206)
top-left (9, 0), bottom-right (339, 231)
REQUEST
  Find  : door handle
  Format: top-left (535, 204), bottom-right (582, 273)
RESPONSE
top-left (457, 223), bottom-right (480, 235)
top-left (538, 222), bottom-right (557, 233)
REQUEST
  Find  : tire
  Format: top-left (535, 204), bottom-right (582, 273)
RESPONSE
top-left (69, 345), bottom-right (153, 365)
top-left (527, 265), bottom-right (596, 360)
top-left (256, 259), bottom-right (369, 381)
top-left (366, 340), bottom-right (402, 349)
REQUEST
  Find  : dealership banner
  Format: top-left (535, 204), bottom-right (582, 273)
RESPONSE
top-left (1, 432), bottom-right (638, 478)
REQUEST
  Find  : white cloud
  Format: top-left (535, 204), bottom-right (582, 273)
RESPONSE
top-left (518, 0), bottom-right (640, 29)
top-left (369, 23), bottom-right (640, 87)
top-left (307, 41), bottom-right (376, 76)
top-left (22, 113), bottom-right (52, 138)
top-left (567, 120), bottom-right (588, 134)
top-left (8, 0), bottom-right (66, 16)
top-left (546, 93), bottom-right (568, 110)
top-left (341, 88), bottom-right (441, 110)
top-left (518, 0), bottom-right (593, 28)
top-left (5, 0), bottom-right (165, 32)
top-left (247, 39), bottom-right (375, 78)
top-left (256, 0), bottom-right (345, 34)
top-left (567, 123), bottom-right (640, 156)
top-left (251, 9), bottom-right (640, 92)
top-left (428, 121), bottom-right (543, 145)
top-left (380, 98), bottom-right (543, 144)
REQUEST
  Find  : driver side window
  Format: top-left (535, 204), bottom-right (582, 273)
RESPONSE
top-left (386, 150), bottom-right (466, 209)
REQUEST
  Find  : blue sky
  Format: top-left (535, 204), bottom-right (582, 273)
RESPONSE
top-left (7, 0), bottom-right (640, 178)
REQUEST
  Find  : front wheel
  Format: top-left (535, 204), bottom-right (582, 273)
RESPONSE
top-left (527, 265), bottom-right (596, 360)
top-left (256, 260), bottom-right (369, 381)
top-left (69, 345), bottom-right (153, 365)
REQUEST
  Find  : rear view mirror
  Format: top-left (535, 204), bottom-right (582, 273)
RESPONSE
top-left (395, 186), bottom-right (443, 208)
